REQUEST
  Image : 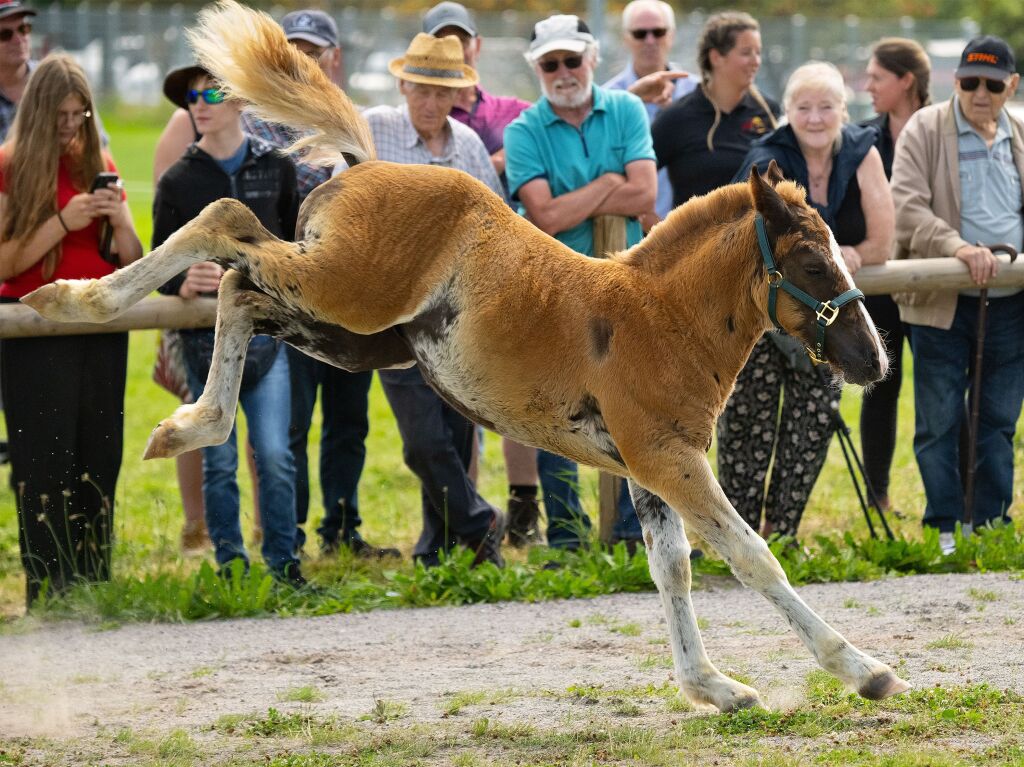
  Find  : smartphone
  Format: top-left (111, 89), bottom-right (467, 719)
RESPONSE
top-left (90, 172), bottom-right (120, 193)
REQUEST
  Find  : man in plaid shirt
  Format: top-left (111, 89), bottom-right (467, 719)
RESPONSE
top-left (356, 32), bottom-right (506, 568)
top-left (244, 10), bottom-right (400, 561)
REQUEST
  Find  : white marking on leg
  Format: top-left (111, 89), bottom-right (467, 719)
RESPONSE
top-left (629, 480), bottom-right (761, 712)
top-left (21, 225), bottom-right (209, 323)
top-left (667, 455), bottom-right (909, 699)
top-left (144, 271), bottom-right (253, 459)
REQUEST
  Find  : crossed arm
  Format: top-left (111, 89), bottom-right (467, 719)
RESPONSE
top-left (517, 159), bottom-right (657, 237)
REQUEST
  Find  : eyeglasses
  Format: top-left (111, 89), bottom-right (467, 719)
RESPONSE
top-left (959, 76), bottom-right (1007, 94)
top-left (0, 22), bottom-right (31, 42)
top-left (538, 55), bottom-right (583, 74)
top-left (57, 108), bottom-right (92, 127)
top-left (187, 88), bottom-right (226, 105)
top-left (629, 27), bottom-right (668, 40)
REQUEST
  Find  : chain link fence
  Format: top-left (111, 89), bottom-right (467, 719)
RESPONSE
top-left (33, 3), bottom-right (981, 119)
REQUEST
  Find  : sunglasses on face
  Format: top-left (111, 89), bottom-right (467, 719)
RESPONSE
top-left (0, 22), bottom-right (31, 42)
top-left (959, 76), bottom-right (1007, 94)
top-left (187, 88), bottom-right (226, 105)
top-left (538, 55), bottom-right (583, 74)
top-left (629, 27), bottom-right (668, 40)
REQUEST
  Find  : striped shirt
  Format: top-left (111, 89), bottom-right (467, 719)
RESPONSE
top-left (954, 99), bottom-right (1023, 298)
top-left (241, 112), bottom-right (330, 200)
top-left (362, 104), bottom-right (504, 201)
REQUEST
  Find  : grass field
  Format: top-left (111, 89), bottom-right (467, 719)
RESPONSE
top-left (0, 107), bottom-right (1021, 618)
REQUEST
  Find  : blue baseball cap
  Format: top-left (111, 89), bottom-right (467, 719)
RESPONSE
top-left (281, 10), bottom-right (338, 49)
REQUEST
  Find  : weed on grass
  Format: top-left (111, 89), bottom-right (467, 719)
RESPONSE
top-left (14, 524), bottom-right (1024, 626)
top-left (361, 697), bottom-right (408, 724)
top-left (277, 686), bottom-right (325, 703)
top-left (926, 633), bottom-right (974, 650)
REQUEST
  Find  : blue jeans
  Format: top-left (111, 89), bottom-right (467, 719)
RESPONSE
top-left (185, 342), bottom-right (299, 574)
top-left (286, 346), bottom-right (372, 549)
top-left (537, 450), bottom-right (591, 548)
top-left (906, 292), bottom-right (1024, 533)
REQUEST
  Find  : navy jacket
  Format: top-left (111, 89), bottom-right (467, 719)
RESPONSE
top-left (733, 122), bottom-right (879, 231)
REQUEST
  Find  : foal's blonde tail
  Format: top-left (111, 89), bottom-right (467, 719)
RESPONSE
top-left (188, 0), bottom-right (375, 167)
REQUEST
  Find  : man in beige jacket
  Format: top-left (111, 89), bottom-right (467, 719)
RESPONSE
top-left (891, 35), bottom-right (1024, 554)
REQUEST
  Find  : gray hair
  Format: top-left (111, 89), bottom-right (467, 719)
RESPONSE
top-left (622, 0), bottom-right (675, 32)
top-left (783, 61), bottom-right (848, 114)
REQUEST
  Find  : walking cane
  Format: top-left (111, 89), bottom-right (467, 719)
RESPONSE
top-left (962, 243), bottom-right (1018, 535)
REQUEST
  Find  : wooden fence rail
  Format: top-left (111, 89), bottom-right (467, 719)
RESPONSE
top-left (3, 256), bottom-right (1023, 543)
top-left (3, 256), bottom-right (1024, 340)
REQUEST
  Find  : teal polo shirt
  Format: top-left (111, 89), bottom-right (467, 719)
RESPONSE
top-left (504, 85), bottom-right (655, 256)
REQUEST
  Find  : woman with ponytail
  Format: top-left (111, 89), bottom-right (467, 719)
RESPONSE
top-left (0, 53), bottom-right (142, 607)
top-left (651, 11), bottom-right (780, 207)
top-left (857, 38), bottom-right (931, 514)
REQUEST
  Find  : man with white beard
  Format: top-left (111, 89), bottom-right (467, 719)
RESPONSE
top-left (504, 14), bottom-right (656, 551)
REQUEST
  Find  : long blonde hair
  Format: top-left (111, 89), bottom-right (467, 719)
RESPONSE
top-left (2, 53), bottom-right (104, 280)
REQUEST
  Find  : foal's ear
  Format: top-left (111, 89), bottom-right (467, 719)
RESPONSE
top-left (749, 163), bottom-right (794, 234)
top-left (763, 159), bottom-right (785, 186)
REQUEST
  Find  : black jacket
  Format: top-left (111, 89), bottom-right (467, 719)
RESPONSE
top-left (154, 136), bottom-right (298, 299)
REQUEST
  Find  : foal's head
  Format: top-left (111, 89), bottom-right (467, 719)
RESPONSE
top-left (748, 162), bottom-right (887, 386)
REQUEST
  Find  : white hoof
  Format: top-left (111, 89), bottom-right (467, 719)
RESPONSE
top-left (21, 279), bottom-right (119, 323)
top-left (143, 404), bottom-right (230, 460)
top-left (683, 673), bottom-right (763, 713)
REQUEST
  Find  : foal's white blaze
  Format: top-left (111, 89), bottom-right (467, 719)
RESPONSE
top-left (827, 228), bottom-right (888, 378)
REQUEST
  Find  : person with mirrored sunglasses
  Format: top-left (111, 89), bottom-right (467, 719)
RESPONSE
top-left (891, 35), bottom-right (1024, 555)
top-left (153, 63), bottom-right (309, 588)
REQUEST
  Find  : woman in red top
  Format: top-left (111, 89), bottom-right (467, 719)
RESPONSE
top-left (0, 53), bottom-right (142, 607)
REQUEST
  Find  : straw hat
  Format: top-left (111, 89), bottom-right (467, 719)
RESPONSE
top-left (388, 33), bottom-right (478, 88)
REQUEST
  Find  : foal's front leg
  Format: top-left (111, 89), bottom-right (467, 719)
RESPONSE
top-left (629, 480), bottom-right (761, 712)
top-left (144, 270), bottom-right (255, 460)
top-left (659, 452), bottom-right (910, 701)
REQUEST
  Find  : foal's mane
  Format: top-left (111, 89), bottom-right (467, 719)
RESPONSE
top-left (620, 178), bottom-right (810, 277)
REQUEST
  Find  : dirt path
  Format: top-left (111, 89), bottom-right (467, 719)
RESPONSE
top-left (1, 572), bottom-right (1022, 746)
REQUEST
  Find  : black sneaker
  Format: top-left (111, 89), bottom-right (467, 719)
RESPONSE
top-left (273, 562), bottom-right (314, 590)
top-left (322, 532), bottom-right (401, 560)
top-left (465, 510), bottom-right (506, 568)
top-left (506, 495), bottom-right (541, 547)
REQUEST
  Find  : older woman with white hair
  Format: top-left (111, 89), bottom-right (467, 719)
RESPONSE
top-left (716, 61), bottom-right (895, 542)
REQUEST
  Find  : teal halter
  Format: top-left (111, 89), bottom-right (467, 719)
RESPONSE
top-left (755, 213), bottom-right (864, 365)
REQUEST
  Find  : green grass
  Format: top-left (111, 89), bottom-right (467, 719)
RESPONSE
top-left (15, 681), bottom-right (1021, 766)
top-left (2, 110), bottom-right (1024, 622)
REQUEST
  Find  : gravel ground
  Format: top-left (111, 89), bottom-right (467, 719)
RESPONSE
top-left (0, 572), bottom-right (1021, 741)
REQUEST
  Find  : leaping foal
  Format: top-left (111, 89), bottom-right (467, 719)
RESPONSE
top-left (24, 0), bottom-right (909, 712)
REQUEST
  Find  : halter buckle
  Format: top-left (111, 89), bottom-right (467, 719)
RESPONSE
top-left (806, 347), bottom-right (827, 365)
top-left (768, 271), bottom-right (783, 286)
top-left (815, 301), bottom-right (840, 326)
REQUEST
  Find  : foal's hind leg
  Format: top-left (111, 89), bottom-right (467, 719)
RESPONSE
top-left (22, 199), bottom-right (268, 324)
top-left (629, 480), bottom-right (761, 712)
top-left (144, 270), bottom-right (256, 460)
top-left (660, 452), bottom-right (910, 701)
top-left (22, 221), bottom-right (212, 323)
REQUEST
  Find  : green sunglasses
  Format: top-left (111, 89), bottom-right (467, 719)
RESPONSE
top-left (187, 88), bottom-right (226, 105)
